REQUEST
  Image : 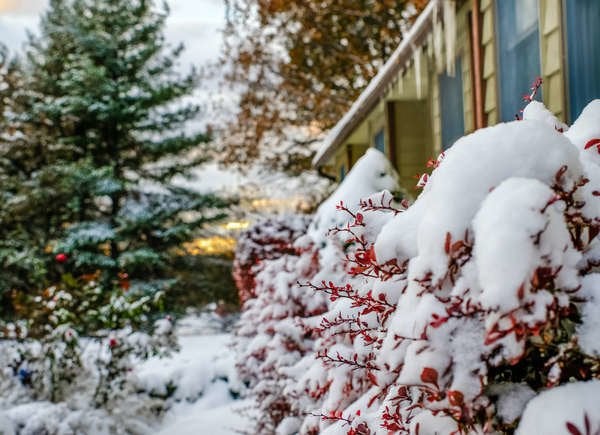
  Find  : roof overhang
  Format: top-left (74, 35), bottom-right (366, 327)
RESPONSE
top-left (312, 0), bottom-right (441, 167)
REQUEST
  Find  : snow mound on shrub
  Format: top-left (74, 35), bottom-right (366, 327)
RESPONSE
top-left (565, 99), bottom-right (600, 162)
top-left (375, 119), bottom-right (583, 276)
top-left (517, 380), bottom-right (600, 435)
top-left (309, 148), bottom-right (399, 239)
top-left (522, 100), bottom-right (569, 132)
top-left (473, 177), bottom-right (579, 312)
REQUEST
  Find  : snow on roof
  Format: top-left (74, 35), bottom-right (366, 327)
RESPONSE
top-left (312, 0), bottom-right (442, 167)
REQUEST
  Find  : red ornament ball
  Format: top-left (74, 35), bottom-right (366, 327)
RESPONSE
top-left (55, 253), bottom-right (68, 263)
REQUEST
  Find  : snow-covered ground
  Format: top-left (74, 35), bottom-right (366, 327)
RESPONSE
top-left (138, 314), bottom-right (252, 435)
top-left (157, 394), bottom-right (252, 435)
top-left (0, 312), bottom-right (252, 435)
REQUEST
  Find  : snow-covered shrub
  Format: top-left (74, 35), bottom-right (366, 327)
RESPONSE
top-left (517, 380), bottom-right (600, 435)
top-left (290, 190), bottom-right (405, 434)
top-left (290, 100), bottom-right (600, 434)
top-left (0, 319), bottom-right (176, 433)
top-left (233, 149), bottom-right (401, 434)
top-left (233, 214), bottom-right (312, 303)
top-left (0, 272), bottom-right (177, 433)
top-left (234, 236), bottom-right (324, 433)
top-left (237, 99), bottom-right (600, 434)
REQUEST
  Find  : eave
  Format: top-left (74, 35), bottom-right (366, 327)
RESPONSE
top-left (312, 0), bottom-right (442, 167)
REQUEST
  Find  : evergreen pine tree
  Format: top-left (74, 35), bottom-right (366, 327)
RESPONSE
top-left (0, 45), bottom-right (54, 304)
top-left (0, 0), bottom-right (227, 322)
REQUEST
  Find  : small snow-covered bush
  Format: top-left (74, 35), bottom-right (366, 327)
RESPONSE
top-left (0, 321), bottom-right (176, 433)
top-left (0, 272), bottom-right (177, 433)
top-left (236, 99), bottom-right (600, 434)
top-left (233, 214), bottom-right (312, 303)
top-left (234, 236), bottom-right (325, 433)
top-left (232, 150), bottom-right (400, 434)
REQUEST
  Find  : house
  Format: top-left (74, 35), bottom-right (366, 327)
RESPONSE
top-left (312, 0), bottom-right (600, 193)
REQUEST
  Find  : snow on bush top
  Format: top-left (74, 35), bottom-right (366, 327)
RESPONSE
top-left (308, 148), bottom-right (399, 240)
top-left (517, 380), bottom-right (600, 435)
top-left (375, 119), bottom-right (584, 278)
top-left (565, 100), bottom-right (600, 163)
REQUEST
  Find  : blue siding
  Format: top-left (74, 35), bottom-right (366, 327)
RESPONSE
top-left (565, 0), bottom-right (600, 121)
top-left (374, 129), bottom-right (385, 153)
top-left (439, 58), bottom-right (464, 150)
top-left (496, 0), bottom-right (542, 121)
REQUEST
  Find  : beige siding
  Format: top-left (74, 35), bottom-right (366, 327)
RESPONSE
top-left (391, 100), bottom-right (433, 193)
top-left (332, 146), bottom-right (346, 180)
top-left (431, 67), bottom-right (442, 154)
top-left (481, 0), bottom-right (498, 125)
top-left (349, 144), bottom-right (369, 166)
top-left (539, 0), bottom-right (566, 119)
top-left (457, 1), bottom-right (474, 134)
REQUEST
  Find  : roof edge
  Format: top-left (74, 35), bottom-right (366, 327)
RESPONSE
top-left (312, 0), bottom-right (441, 167)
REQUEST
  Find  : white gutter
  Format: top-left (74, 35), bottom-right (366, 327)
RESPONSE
top-left (312, 0), bottom-right (441, 167)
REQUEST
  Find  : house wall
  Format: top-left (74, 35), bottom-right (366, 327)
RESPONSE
top-left (483, 0), bottom-right (565, 122)
top-left (385, 48), bottom-right (434, 193)
top-left (481, 0), bottom-right (498, 125)
top-left (431, 0), bottom-right (474, 154)
top-left (329, 0), bottom-right (484, 183)
top-left (539, 0), bottom-right (566, 119)
top-left (391, 100), bottom-right (434, 191)
top-left (325, 0), bottom-right (580, 185)
top-left (458, 0), bottom-right (475, 134)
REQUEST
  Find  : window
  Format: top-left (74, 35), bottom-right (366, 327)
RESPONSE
top-left (374, 129), bottom-right (385, 153)
top-left (565, 0), bottom-right (600, 121)
top-left (439, 58), bottom-right (464, 150)
top-left (339, 164), bottom-right (346, 181)
top-left (495, 0), bottom-right (541, 121)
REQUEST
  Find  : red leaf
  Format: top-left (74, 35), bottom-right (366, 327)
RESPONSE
top-left (566, 422), bottom-right (583, 435)
top-left (367, 371), bottom-right (379, 386)
top-left (367, 245), bottom-right (376, 262)
top-left (444, 232), bottom-right (451, 254)
top-left (450, 240), bottom-right (464, 254)
top-left (517, 284), bottom-right (525, 300)
top-left (585, 413), bottom-right (591, 435)
top-left (584, 138), bottom-right (600, 153)
top-left (420, 367), bottom-right (438, 385)
top-left (447, 390), bottom-right (464, 406)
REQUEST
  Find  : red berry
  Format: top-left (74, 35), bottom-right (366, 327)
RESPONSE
top-left (55, 253), bottom-right (68, 263)
top-left (109, 337), bottom-right (118, 348)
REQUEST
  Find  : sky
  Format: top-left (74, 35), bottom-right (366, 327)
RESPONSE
top-left (0, 0), bottom-right (226, 72)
